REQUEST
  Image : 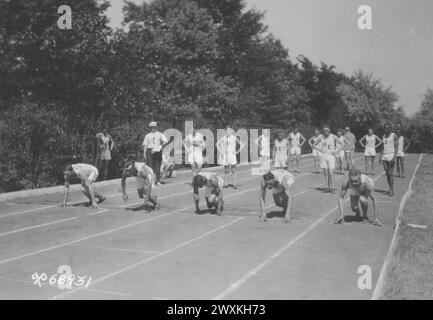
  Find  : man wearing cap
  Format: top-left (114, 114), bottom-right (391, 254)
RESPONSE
top-left (344, 127), bottom-right (356, 170)
top-left (143, 121), bottom-right (169, 186)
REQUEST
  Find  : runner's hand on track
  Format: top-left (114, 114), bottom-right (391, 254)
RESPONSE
top-left (59, 202), bottom-right (67, 208)
top-left (372, 219), bottom-right (383, 226)
top-left (122, 193), bottom-right (128, 202)
top-left (91, 202), bottom-right (99, 209)
top-left (333, 218), bottom-right (345, 224)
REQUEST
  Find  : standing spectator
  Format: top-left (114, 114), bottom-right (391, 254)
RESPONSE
top-left (216, 126), bottom-right (243, 189)
top-left (96, 129), bottom-right (114, 181)
top-left (395, 128), bottom-right (410, 178)
top-left (143, 121), bottom-right (168, 186)
top-left (344, 127), bottom-right (357, 170)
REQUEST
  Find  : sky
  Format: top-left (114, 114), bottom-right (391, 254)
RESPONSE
top-left (105, 0), bottom-right (433, 116)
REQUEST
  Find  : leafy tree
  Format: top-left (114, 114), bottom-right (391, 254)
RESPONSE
top-left (410, 89), bottom-right (433, 152)
top-left (337, 71), bottom-right (400, 135)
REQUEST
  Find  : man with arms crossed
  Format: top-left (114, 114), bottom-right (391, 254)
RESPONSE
top-left (60, 163), bottom-right (106, 209)
top-left (192, 172), bottom-right (224, 215)
top-left (260, 170), bottom-right (295, 223)
top-left (359, 128), bottom-right (382, 175)
top-left (334, 168), bottom-right (382, 226)
top-left (121, 159), bottom-right (160, 211)
top-left (379, 123), bottom-right (398, 196)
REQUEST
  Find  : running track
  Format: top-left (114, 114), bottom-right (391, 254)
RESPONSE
top-left (0, 153), bottom-right (420, 299)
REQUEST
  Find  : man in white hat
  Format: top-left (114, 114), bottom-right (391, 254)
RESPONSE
top-left (143, 121), bottom-right (169, 186)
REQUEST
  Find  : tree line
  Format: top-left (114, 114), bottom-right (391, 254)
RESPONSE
top-left (0, 0), bottom-right (431, 192)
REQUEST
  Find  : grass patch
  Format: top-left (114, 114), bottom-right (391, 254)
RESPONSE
top-left (382, 154), bottom-right (433, 299)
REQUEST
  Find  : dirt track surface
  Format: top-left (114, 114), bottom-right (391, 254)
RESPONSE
top-left (0, 153), bottom-right (419, 299)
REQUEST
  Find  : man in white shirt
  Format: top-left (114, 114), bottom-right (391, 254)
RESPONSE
top-left (260, 170), bottom-right (295, 223)
top-left (121, 160), bottom-right (160, 212)
top-left (143, 121), bottom-right (169, 186)
top-left (255, 130), bottom-right (271, 170)
top-left (184, 128), bottom-right (205, 178)
top-left (395, 128), bottom-right (410, 179)
top-left (60, 163), bottom-right (106, 209)
top-left (379, 123), bottom-right (398, 196)
top-left (216, 126), bottom-right (243, 189)
top-left (312, 125), bottom-right (345, 193)
top-left (273, 132), bottom-right (288, 170)
top-left (192, 172), bottom-right (224, 215)
top-left (288, 127), bottom-right (306, 172)
top-left (334, 168), bottom-right (381, 226)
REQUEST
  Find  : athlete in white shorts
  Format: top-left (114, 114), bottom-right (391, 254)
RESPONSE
top-left (379, 124), bottom-right (398, 196)
top-left (273, 132), bottom-right (288, 169)
top-left (216, 126), bottom-right (243, 189)
top-left (395, 128), bottom-right (410, 178)
top-left (359, 128), bottom-right (382, 175)
top-left (255, 130), bottom-right (271, 171)
top-left (336, 129), bottom-right (349, 174)
top-left (260, 170), bottom-right (295, 223)
top-left (184, 129), bottom-right (205, 178)
top-left (161, 150), bottom-right (175, 178)
top-left (60, 163), bottom-right (106, 209)
top-left (313, 125), bottom-right (345, 193)
top-left (192, 172), bottom-right (224, 215)
top-left (121, 160), bottom-right (160, 211)
top-left (308, 129), bottom-right (323, 173)
top-left (344, 127), bottom-right (357, 170)
top-left (288, 127), bottom-right (306, 172)
top-left (334, 168), bottom-right (382, 226)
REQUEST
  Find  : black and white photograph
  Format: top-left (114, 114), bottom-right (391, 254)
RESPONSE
top-left (1, 0), bottom-right (433, 305)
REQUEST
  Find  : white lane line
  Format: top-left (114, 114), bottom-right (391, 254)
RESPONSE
top-left (50, 217), bottom-right (245, 300)
top-left (0, 212), bottom-right (175, 266)
top-left (0, 205), bottom-right (56, 219)
top-left (371, 154), bottom-right (423, 300)
top-left (82, 287), bottom-right (133, 297)
top-left (87, 209), bottom-right (110, 216)
top-left (214, 172), bottom-right (386, 300)
top-left (0, 185), bottom-right (261, 266)
top-left (0, 216), bottom-right (79, 238)
top-left (67, 244), bottom-right (158, 254)
top-left (0, 209), bottom-right (110, 238)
